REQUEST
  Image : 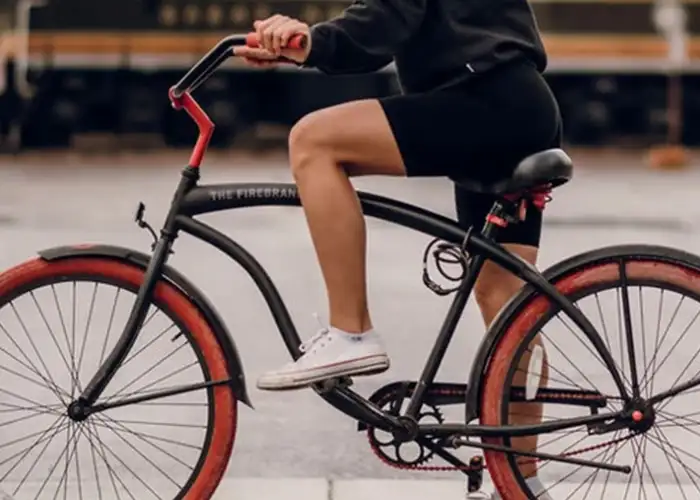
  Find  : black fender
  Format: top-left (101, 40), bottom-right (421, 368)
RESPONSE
top-left (465, 243), bottom-right (700, 422)
top-left (38, 244), bottom-right (253, 408)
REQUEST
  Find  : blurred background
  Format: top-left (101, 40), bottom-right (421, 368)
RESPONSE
top-left (0, 0), bottom-right (697, 151)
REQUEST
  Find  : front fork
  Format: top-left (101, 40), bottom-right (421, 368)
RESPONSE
top-left (76, 167), bottom-right (199, 407)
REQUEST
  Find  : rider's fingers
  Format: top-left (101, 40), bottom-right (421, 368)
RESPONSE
top-left (278, 20), bottom-right (309, 51)
top-left (243, 57), bottom-right (278, 68)
top-left (233, 46), bottom-right (277, 61)
top-left (264, 17), bottom-right (293, 55)
top-left (257, 15), bottom-right (288, 52)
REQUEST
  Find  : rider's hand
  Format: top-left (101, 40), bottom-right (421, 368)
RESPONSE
top-left (233, 15), bottom-right (311, 66)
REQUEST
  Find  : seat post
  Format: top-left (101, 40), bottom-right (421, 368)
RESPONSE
top-left (480, 198), bottom-right (519, 240)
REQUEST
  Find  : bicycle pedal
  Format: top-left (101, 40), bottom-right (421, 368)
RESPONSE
top-left (466, 455), bottom-right (484, 493)
top-left (318, 376), bottom-right (353, 392)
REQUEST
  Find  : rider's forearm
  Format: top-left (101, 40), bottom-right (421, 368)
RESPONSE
top-left (303, 0), bottom-right (426, 74)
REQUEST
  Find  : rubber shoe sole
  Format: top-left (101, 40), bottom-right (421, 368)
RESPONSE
top-left (257, 355), bottom-right (390, 391)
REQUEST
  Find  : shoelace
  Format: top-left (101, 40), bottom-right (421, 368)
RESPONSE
top-left (299, 313), bottom-right (330, 353)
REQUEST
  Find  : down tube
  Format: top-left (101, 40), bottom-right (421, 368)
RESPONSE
top-left (174, 215), bottom-right (408, 426)
top-left (175, 216), bottom-right (305, 358)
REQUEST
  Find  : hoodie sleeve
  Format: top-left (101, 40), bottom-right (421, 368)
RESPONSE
top-left (302, 0), bottom-right (427, 74)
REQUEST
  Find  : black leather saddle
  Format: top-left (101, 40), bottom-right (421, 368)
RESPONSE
top-left (454, 148), bottom-right (573, 195)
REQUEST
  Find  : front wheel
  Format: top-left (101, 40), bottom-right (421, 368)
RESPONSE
top-left (0, 256), bottom-right (237, 499)
top-left (481, 245), bottom-right (700, 499)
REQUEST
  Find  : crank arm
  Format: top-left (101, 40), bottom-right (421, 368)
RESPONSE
top-left (448, 436), bottom-right (632, 474)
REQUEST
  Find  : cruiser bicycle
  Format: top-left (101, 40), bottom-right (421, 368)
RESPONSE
top-left (1, 34), bottom-right (700, 499)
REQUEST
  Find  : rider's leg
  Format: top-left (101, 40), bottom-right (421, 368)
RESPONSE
top-left (455, 186), bottom-right (552, 498)
top-left (258, 60), bottom-right (561, 391)
top-left (257, 99), bottom-right (406, 390)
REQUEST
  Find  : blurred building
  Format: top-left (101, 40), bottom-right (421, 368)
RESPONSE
top-left (1, 0), bottom-right (699, 149)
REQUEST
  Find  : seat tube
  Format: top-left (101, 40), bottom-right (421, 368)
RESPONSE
top-left (404, 198), bottom-right (515, 418)
top-left (482, 198), bottom-right (516, 239)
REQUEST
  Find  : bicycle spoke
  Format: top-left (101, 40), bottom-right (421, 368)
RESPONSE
top-left (0, 314), bottom-right (68, 405)
top-left (70, 282), bottom-right (78, 398)
top-left (98, 287), bottom-right (122, 367)
top-left (28, 290), bottom-right (79, 397)
top-left (52, 422), bottom-right (82, 500)
top-left (0, 401), bottom-right (63, 416)
top-left (5, 416), bottom-right (70, 494)
top-left (0, 417), bottom-right (68, 460)
top-left (0, 386), bottom-right (65, 417)
top-left (649, 426), bottom-right (691, 500)
top-left (104, 360), bottom-right (200, 405)
top-left (90, 415), bottom-right (202, 452)
top-left (637, 287), bottom-right (650, 400)
top-left (656, 409), bottom-right (700, 429)
top-left (621, 436), bottom-right (644, 499)
top-left (104, 343), bottom-right (190, 402)
top-left (640, 293), bottom-right (685, 388)
top-left (120, 322), bottom-right (178, 370)
top-left (618, 261), bottom-right (641, 397)
top-left (538, 330), bottom-right (598, 391)
top-left (0, 338), bottom-right (69, 402)
top-left (593, 292), bottom-right (615, 362)
top-left (541, 434), bottom-right (627, 497)
top-left (641, 309), bottom-right (700, 398)
top-left (82, 424), bottom-right (163, 499)
top-left (49, 284), bottom-right (79, 397)
top-left (636, 435), bottom-right (662, 500)
top-left (74, 282), bottom-right (100, 396)
top-left (86, 421), bottom-right (105, 500)
top-left (92, 414), bottom-right (184, 488)
top-left (580, 432), bottom-right (627, 500)
top-left (0, 273), bottom-right (227, 499)
top-left (646, 428), bottom-right (700, 491)
top-left (112, 419), bottom-right (207, 430)
top-left (82, 421), bottom-right (130, 500)
top-left (594, 433), bottom-right (629, 500)
top-left (560, 432), bottom-right (625, 499)
top-left (0, 362), bottom-right (69, 399)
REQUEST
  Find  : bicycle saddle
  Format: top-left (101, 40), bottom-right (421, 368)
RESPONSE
top-left (454, 148), bottom-right (573, 195)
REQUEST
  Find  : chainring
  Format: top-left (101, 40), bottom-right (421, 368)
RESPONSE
top-left (367, 397), bottom-right (445, 467)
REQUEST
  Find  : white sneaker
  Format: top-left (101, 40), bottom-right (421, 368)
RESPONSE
top-left (491, 476), bottom-right (553, 500)
top-left (257, 324), bottom-right (390, 391)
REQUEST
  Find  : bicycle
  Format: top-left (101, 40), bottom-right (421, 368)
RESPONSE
top-left (2, 34), bottom-right (700, 500)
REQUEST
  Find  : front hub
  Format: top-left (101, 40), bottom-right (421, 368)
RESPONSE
top-left (67, 400), bottom-right (90, 422)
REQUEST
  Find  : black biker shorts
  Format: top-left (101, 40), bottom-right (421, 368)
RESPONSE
top-left (379, 59), bottom-right (562, 248)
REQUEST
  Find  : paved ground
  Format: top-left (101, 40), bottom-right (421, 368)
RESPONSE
top-left (1, 149), bottom-right (700, 498)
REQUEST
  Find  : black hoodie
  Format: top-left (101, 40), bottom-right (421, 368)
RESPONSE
top-left (303, 0), bottom-right (547, 94)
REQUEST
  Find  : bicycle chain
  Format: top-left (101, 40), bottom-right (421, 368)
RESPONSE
top-left (366, 386), bottom-right (631, 472)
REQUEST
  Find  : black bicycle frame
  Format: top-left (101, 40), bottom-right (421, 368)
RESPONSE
top-left (75, 33), bottom-right (633, 449)
top-left (77, 167), bottom-right (631, 441)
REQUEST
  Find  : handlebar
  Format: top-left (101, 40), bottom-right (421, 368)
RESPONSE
top-left (168, 32), bottom-right (308, 169)
top-left (169, 33), bottom-right (308, 101)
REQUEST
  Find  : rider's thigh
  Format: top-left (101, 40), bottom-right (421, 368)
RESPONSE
top-left (288, 99), bottom-right (407, 177)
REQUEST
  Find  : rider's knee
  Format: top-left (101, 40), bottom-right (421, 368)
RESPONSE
top-left (289, 111), bottom-right (331, 179)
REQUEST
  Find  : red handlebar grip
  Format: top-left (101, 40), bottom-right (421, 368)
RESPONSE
top-left (245, 32), bottom-right (308, 50)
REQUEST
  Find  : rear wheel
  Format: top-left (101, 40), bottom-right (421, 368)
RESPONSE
top-left (0, 257), bottom-right (237, 499)
top-left (481, 246), bottom-right (700, 499)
